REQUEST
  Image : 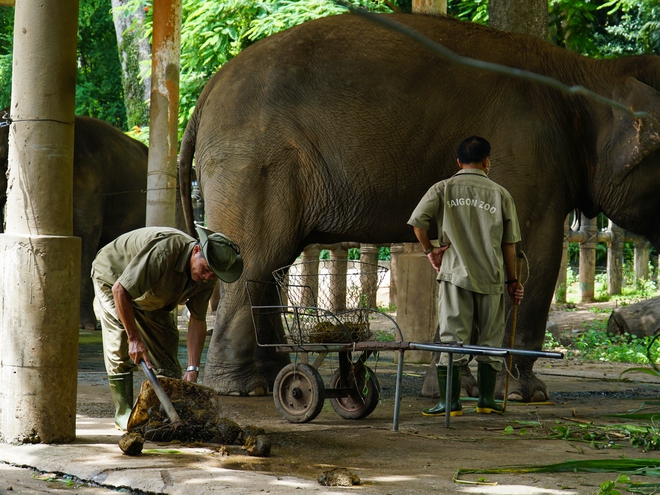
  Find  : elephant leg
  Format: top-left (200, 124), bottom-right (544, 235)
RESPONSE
top-left (202, 284), bottom-right (270, 396)
top-left (75, 201), bottom-right (104, 330)
top-left (496, 355), bottom-right (549, 402)
top-left (254, 281), bottom-right (290, 388)
top-left (494, 218), bottom-right (565, 402)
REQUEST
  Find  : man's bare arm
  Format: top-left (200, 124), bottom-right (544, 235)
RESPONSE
top-left (502, 243), bottom-right (523, 305)
top-left (112, 281), bottom-right (152, 367)
top-left (185, 316), bottom-right (207, 382)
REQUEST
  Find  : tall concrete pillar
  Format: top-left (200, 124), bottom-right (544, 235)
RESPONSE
top-left (579, 214), bottom-right (597, 302)
top-left (359, 244), bottom-right (380, 308)
top-left (389, 243), bottom-right (404, 309)
top-left (329, 245), bottom-right (348, 313)
top-left (396, 243), bottom-right (437, 363)
top-left (0, 0), bottom-right (80, 443)
top-left (555, 215), bottom-right (569, 303)
top-left (300, 244), bottom-right (320, 307)
top-left (608, 220), bottom-right (623, 296)
top-left (635, 239), bottom-right (651, 285)
top-left (146, 0), bottom-right (182, 227)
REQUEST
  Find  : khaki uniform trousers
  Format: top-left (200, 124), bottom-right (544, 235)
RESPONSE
top-left (437, 281), bottom-right (505, 371)
top-left (92, 278), bottom-right (182, 378)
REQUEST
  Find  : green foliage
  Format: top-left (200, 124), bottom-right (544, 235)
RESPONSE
top-left (629, 427), bottom-right (660, 452)
top-left (544, 330), bottom-right (561, 349)
top-left (549, 0), bottom-right (603, 55)
top-left (319, 246), bottom-right (391, 261)
top-left (448, 0), bottom-right (488, 24)
top-left (598, 474), bottom-right (631, 495)
top-left (0, 7), bottom-right (13, 110)
top-left (565, 323), bottom-right (660, 364)
top-left (549, 0), bottom-right (660, 58)
top-left (125, 125), bottom-right (150, 146)
top-left (178, 1), bottom-right (260, 131)
top-left (594, 272), bottom-right (609, 301)
top-left (77, 0), bottom-right (127, 128)
top-left (373, 329), bottom-right (395, 341)
top-left (0, 2), bottom-right (126, 127)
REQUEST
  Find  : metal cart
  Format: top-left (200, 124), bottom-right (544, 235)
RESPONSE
top-left (246, 261), bottom-right (403, 425)
top-left (246, 260), bottom-right (563, 431)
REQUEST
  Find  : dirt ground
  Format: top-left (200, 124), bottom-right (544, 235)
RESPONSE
top-left (4, 301), bottom-right (660, 494)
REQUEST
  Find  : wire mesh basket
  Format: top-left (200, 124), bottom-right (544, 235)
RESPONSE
top-left (271, 260), bottom-right (389, 345)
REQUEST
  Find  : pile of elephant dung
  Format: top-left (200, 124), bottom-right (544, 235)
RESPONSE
top-left (308, 321), bottom-right (371, 343)
top-left (122, 377), bottom-right (271, 456)
top-left (317, 467), bottom-right (360, 486)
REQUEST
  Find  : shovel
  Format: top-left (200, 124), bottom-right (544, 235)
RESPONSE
top-left (139, 360), bottom-right (182, 427)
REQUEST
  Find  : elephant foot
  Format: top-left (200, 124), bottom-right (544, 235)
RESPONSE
top-left (496, 367), bottom-right (549, 403)
top-left (255, 347), bottom-right (291, 390)
top-left (202, 362), bottom-right (270, 396)
top-left (228, 385), bottom-right (267, 397)
top-left (421, 364), bottom-right (478, 398)
top-left (79, 311), bottom-right (99, 331)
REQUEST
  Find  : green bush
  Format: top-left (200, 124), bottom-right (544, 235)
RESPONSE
top-left (565, 322), bottom-right (660, 364)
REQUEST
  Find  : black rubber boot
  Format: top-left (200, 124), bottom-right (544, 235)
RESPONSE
top-left (422, 365), bottom-right (462, 417)
top-left (476, 363), bottom-right (504, 414)
top-left (108, 372), bottom-right (134, 430)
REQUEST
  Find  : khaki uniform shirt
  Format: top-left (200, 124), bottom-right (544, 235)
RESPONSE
top-left (91, 227), bottom-right (216, 320)
top-left (408, 169), bottom-right (521, 294)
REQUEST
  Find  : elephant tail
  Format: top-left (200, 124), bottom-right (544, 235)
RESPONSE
top-left (179, 107), bottom-right (200, 238)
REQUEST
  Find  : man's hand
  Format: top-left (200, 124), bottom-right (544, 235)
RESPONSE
top-left (412, 226), bottom-right (450, 272)
top-left (128, 338), bottom-right (152, 369)
top-left (427, 244), bottom-right (450, 272)
top-left (113, 280), bottom-right (153, 367)
top-left (507, 281), bottom-right (524, 305)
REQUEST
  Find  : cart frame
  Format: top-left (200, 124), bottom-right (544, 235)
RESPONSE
top-left (246, 264), bottom-right (562, 431)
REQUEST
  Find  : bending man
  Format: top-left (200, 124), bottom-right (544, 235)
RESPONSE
top-left (91, 226), bottom-right (243, 430)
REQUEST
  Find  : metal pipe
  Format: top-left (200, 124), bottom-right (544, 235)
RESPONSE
top-left (444, 353), bottom-right (453, 428)
top-left (392, 349), bottom-right (405, 432)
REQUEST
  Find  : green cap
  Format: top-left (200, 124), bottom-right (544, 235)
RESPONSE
top-left (195, 226), bottom-right (243, 283)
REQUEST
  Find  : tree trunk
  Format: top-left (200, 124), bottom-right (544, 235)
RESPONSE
top-left (489, 0), bottom-right (548, 40)
top-left (607, 297), bottom-right (660, 338)
top-left (110, 0), bottom-right (151, 128)
top-left (412, 0), bottom-right (447, 15)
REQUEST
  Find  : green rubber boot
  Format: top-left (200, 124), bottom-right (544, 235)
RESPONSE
top-left (108, 372), bottom-right (134, 430)
top-left (476, 363), bottom-right (504, 414)
top-left (422, 365), bottom-right (462, 417)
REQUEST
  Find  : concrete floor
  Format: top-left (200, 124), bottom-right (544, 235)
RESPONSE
top-left (3, 321), bottom-right (660, 494)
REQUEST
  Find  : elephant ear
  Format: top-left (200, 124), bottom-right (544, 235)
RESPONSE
top-left (602, 77), bottom-right (660, 185)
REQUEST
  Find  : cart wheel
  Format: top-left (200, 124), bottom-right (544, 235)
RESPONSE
top-left (273, 363), bottom-right (325, 423)
top-left (329, 365), bottom-right (380, 420)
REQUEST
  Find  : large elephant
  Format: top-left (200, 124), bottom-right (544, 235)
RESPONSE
top-left (0, 116), bottom-right (148, 330)
top-left (179, 13), bottom-right (660, 400)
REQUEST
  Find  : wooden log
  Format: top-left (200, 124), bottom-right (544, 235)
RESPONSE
top-left (607, 296), bottom-right (660, 337)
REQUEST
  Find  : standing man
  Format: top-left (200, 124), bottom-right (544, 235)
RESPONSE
top-left (91, 226), bottom-right (243, 430)
top-left (408, 136), bottom-right (523, 417)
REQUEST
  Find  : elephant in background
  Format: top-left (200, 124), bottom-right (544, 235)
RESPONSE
top-left (179, 13), bottom-right (660, 400)
top-left (0, 116), bottom-right (148, 330)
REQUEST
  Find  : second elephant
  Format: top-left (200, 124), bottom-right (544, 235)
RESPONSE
top-left (0, 116), bottom-right (148, 330)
